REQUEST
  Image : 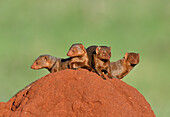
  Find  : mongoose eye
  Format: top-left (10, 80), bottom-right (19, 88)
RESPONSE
top-left (103, 51), bottom-right (108, 56)
top-left (36, 62), bottom-right (39, 65)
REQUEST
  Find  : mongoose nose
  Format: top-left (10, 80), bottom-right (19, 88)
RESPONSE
top-left (31, 65), bottom-right (34, 69)
top-left (67, 51), bottom-right (72, 57)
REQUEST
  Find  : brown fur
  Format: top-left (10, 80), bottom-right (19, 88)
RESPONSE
top-left (109, 53), bottom-right (140, 79)
top-left (67, 44), bottom-right (92, 70)
top-left (31, 55), bottom-right (71, 73)
top-left (87, 46), bottom-right (113, 79)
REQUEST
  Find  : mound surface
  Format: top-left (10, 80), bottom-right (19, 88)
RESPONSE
top-left (0, 69), bottom-right (155, 117)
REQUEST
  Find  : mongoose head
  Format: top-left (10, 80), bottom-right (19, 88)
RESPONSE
top-left (96, 46), bottom-right (111, 60)
top-left (31, 55), bottom-right (52, 70)
top-left (67, 43), bottom-right (85, 57)
top-left (125, 53), bottom-right (140, 67)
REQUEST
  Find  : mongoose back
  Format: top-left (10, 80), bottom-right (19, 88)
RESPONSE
top-left (109, 52), bottom-right (140, 79)
top-left (67, 43), bottom-right (92, 70)
top-left (31, 54), bottom-right (71, 73)
top-left (86, 46), bottom-right (113, 79)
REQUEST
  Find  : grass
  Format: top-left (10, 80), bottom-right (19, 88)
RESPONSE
top-left (0, 0), bottom-right (170, 116)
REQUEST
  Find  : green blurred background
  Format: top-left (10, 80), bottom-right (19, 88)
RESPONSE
top-left (0, 0), bottom-right (169, 116)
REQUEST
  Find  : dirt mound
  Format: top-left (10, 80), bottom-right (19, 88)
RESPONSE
top-left (0, 69), bottom-right (155, 117)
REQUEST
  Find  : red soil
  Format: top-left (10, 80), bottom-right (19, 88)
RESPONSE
top-left (0, 69), bottom-right (155, 117)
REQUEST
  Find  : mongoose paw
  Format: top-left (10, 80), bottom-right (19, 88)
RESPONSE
top-left (101, 76), bottom-right (106, 80)
top-left (103, 77), bottom-right (106, 80)
top-left (113, 76), bottom-right (119, 79)
top-left (108, 75), bottom-right (113, 79)
top-left (72, 68), bottom-right (78, 70)
top-left (102, 77), bottom-right (106, 80)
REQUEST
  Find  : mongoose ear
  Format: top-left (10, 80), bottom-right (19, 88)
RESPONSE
top-left (44, 56), bottom-right (48, 62)
top-left (109, 46), bottom-right (111, 55)
top-left (109, 46), bottom-right (111, 53)
top-left (80, 44), bottom-right (85, 50)
top-left (138, 53), bottom-right (140, 57)
top-left (96, 47), bottom-right (101, 55)
top-left (109, 46), bottom-right (111, 51)
top-left (125, 53), bottom-right (129, 60)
